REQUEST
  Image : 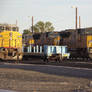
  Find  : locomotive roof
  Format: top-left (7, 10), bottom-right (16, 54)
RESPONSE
top-left (0, 24), bottom-right (18, 27)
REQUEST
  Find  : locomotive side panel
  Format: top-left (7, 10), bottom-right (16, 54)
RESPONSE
top-left (76, 34), bottom-right (87, 49)
top-left (0, 31), bottom-right (22, 49)
top-left (87, 35), bottom-right (92, 48)
top-left (60, 31), bottom-right (76, 49)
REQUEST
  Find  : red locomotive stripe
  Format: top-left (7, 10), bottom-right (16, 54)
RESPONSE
top-left (3, 47), bottom-right (17, 49)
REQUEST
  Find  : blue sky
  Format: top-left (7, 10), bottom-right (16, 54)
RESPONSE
top-left (0, 0), bottom-right (92, 33)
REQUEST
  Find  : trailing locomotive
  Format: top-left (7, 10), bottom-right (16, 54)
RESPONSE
top-left (32, 32), bottom-right (61, 46)
top-left (0, 24), bottom-right (22, 60)
top-left (23, 32), bottom-right (61, 46)
top-left (60, 28), bottom-right (92, 59)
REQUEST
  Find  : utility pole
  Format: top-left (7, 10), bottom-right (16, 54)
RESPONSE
top-left (16, 20), bottom-right (18, 26)
top-left (72, 6), bottom-right (78, 29)
top-left (79, 16), bottom-right (81, 29)
top-left (72, 6), bottom-right (78, 48)
top-left (75, 7), bottom-right (78, 29)
top-left (32, 16), bottom-right (34, 34)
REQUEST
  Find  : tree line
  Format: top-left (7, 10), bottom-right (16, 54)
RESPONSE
top-left (23, 21), bottom-right (54, 35)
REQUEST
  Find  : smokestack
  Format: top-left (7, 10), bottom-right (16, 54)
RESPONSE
top-left (75, 7), bottom-right (78, 29)
top-left (79, 16), bottom-right (81, 29)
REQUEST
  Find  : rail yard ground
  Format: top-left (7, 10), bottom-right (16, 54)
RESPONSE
top-left (0, 59), bottom-right (92, 92)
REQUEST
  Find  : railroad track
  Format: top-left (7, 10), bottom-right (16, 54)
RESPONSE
top-left (22, 57), bottom-right (92, 69)
top-left (1, 58), bottom-right (92, 69)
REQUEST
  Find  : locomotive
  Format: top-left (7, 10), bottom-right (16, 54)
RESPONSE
top-left (60, 28), bottom-right (92, 59)
top-left (0, 24), bottom-right (22, 60)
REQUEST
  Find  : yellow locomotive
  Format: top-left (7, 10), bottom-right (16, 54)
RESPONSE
top-left (0, 24), bottom-right (22, 60)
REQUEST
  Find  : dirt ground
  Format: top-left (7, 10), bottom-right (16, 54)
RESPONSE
top-left (0, 63), bottom-right (92, 92)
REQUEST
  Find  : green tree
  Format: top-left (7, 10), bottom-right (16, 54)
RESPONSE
top-left (33, 21), bottom-right (54, 33)
top-left (23, 29), bottom-right (30, 35)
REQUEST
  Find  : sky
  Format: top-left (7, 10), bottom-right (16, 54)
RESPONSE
top-left (0, 0), bottom-right (92, 33)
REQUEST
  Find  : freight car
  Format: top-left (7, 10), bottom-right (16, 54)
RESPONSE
top-left (60, 28), bottom-right (92, 59)
top-left (43, 45), bottom-right (70, 62)
top-left (0, 24), bottom-right (22, 60)
top-left (23, 45), bottom-right (70, 62)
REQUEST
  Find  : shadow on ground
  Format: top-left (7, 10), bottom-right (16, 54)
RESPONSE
top-left (0, 62), bottom-right (92, 79)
